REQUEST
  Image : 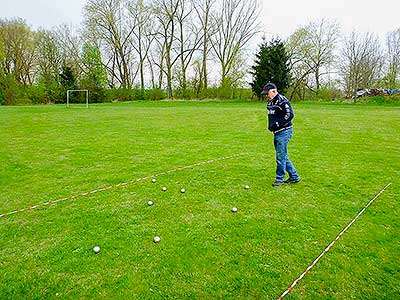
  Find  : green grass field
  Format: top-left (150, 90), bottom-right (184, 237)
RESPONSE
top-left (1, 101), bottom-right (399, 299)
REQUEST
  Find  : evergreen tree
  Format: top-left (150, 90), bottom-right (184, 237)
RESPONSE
top-left (59, 64), bottom-right (76, 90)
top-left (250, 38), bottom-right (290, 98)
top-left (59, 64), bottom-right (77, 104)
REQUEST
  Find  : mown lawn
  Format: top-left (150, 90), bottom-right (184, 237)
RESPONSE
top-left (0, 101), bottom-right (399, 299)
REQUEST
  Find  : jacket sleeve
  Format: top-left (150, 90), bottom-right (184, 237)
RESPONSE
top-left (276, 98), bottom-right (294, 128)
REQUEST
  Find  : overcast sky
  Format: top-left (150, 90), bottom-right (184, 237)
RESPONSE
top-left (1, 0), bottom-right (399, 39)
top-left (261, 0), bottom-right (399, 39)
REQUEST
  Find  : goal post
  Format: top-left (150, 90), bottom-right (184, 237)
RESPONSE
top-left (66, 90), bottom-right (89, 108)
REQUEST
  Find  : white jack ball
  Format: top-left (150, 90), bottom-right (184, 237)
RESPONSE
top-left (93, 246), bottom-right (100, 254)
top-left (152, 178), bottom-right (156, 183)
top-left (231, 207), bottom-right (238, 213)
top-left (153, 236), bottom-right (161, 243)
top-left (180, 188), bottom-right (185, 193)
top-left (148, 200), bottom-right (153, 206)
top-left (244, 185), bottom-right (250, 189)
top-left (162, 187), bottom-right (167, 191)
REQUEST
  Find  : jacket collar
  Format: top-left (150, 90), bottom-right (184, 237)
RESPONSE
top-left (268, 93), bottom-right (280, 104)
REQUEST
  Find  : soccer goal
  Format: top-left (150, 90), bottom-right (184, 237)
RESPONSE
top-left (66, 90), bottom-right (89, 108)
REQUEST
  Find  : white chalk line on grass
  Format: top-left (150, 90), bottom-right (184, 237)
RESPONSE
top-left (277, 182), bottom-right (392, 299)
top-left (0, 153), bottom-right (247, 218)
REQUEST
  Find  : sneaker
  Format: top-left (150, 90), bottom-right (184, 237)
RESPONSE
top-left (272, 180), bottom-right (284, 187)
top-left (284, 178), bottom-right (301, 184)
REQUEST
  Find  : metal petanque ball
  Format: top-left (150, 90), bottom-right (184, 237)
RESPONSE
top-left (153, 236), bottom-right (161, 243)
top-left (93, 246), bottom-right (100, 254)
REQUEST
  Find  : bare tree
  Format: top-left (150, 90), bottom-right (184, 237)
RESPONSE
top-left (54, 24), bottom-right (84, 78)
top-left (148, 38), bottom-right (166, 89)
top-left (210, 0), bottom-right (260, 86)
top-left (153, 0), bottom-right (180, 97)
top-left (386, 28), bottom-right (400, 88)
top-left (301, 19), bottom-right (340, 91)
top-left (0, 18), bottom-right (37, 85)
top-left (175, 0), bottom-right (203, 93)
top-left (84, 0), bottom-right (136, 88)
top-left (36, 29), bottom-right (63, 82)
top-left (286, 19), bottom-right (340, 97)
top-left (193, 0), bottom-right (214, 90)
top-left (127, 0), bottom-right (157, 91)
top-left (285, 28), bottom-right (314, 100)
top-left (340, 31), bottom-right (383, 97)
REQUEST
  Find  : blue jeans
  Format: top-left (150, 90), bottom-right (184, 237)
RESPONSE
top-left (273, 128), bottom-right (300, 182)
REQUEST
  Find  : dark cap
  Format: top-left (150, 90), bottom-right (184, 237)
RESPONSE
top-left (260, 83), bottom-right (277, 95)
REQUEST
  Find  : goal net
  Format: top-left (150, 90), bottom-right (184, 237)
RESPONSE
top-left (66, 90), bottom-right (89, 108)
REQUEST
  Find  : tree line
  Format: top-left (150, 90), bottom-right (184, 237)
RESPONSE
top-left (0, 0), bottom-right (259, 104)
top-left (252, 20), bottom-right (400, 100)
top-left (283, 19), bottom-right (400, 99)
top-left (0, 0), bottom-right (399, 105)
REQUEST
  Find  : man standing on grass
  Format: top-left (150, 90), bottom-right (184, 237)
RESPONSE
top-left (261, 83), bottom-right (301, 187)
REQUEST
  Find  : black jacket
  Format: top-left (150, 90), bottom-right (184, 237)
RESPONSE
top-left (267, 93), bottom-right (294, 133)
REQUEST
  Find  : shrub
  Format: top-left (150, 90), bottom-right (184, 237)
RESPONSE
top-left (232, 88), bottom-right (253, 100)
top-left (0, 89), bottom-right (4, 105)
top-left (105, 89), bottom-right (134, 102)
top-left (352, 94), bottom-right (400, 104)
top-left (23, 85), bottom-right (47, 104)
top-left (144, 88), bottom-right (166, 100)
top-left (174, 88), bottom-right (196, 99)
top-left (314, 88), bottom-right (344, 101)
top-left (0, 74), bottom-right (18, 105)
